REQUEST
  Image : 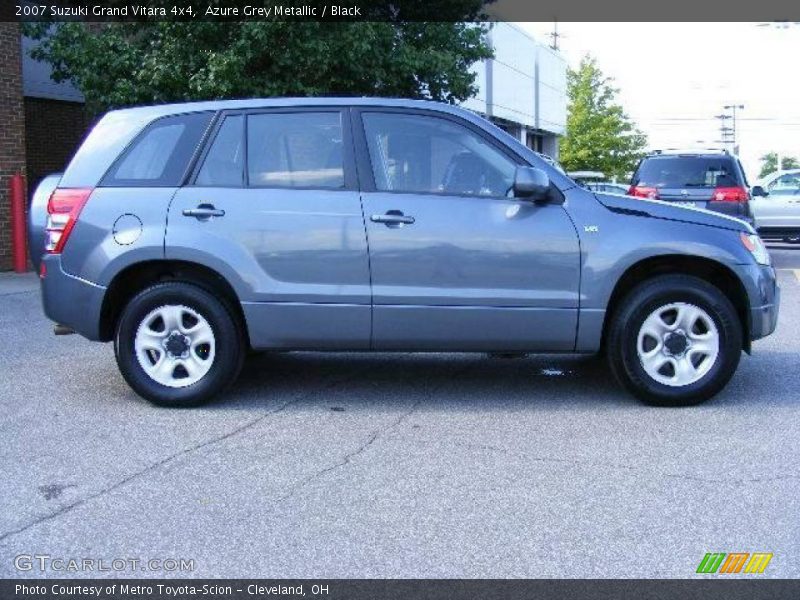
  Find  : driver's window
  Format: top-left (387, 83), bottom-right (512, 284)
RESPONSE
top-left (768, 173), bottom-right (800, 196)
top-left (361, 112), bottom-right (516, 197)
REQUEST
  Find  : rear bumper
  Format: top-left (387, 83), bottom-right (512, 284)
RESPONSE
top-left (732, 263), bottom-right (780, 341)
top-left (40, 254), bottom-right (106, 341)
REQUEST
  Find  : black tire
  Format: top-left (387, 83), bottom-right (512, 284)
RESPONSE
top-left (114, 282), bottom-right (244, 408)
top-left (606, 275), bottom-right (742, 406)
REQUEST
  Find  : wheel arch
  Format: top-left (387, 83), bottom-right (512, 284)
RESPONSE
top-left (99, 260), bottom-right (248, 346)
top-left (602, 255), bottom-right (751, 353)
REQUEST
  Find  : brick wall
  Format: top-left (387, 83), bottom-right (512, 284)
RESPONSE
top-left (0, 22), bottom-right (26, 271)
top-left (25, 97), bottom-right (92, 194)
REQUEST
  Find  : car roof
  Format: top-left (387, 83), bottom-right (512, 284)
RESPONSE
top-left (643, 152), bottom-right (735, 159)
top-left (103, 96), bottom-right (474, 120)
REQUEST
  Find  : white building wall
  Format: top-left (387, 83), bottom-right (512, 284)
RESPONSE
top-left (462, 22), bottom-right (567, 155)
top-left (487, 23), bottom-right (537, 128)
top-left (536, 44), bottom-right (567, 135)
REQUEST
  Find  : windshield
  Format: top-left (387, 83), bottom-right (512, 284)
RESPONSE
top-left (632, 156), bottom-right (740, 188)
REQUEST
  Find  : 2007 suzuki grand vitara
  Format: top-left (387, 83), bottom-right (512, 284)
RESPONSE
top-left (30, 98), bottom-right (779, 407)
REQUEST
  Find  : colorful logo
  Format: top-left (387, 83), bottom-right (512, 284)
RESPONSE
top-left (696, 552), bottom-right (773, 574)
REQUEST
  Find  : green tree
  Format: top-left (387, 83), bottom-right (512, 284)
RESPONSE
top-left (758, 152), bottom-right (800, 179)
top-left (560, 56), bottom-right (647, 180)
top-left (24, 16), bottom-right (492, 115)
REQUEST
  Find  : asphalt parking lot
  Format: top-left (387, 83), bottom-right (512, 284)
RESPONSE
top-left (1, 247), bottom-right (799, 579)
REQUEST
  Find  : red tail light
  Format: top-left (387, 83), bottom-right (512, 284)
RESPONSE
top-left (628, 185), bottom-right (659, 199)
top-left (711, 186), bottom-right (749, 202)
top-left (45, 188), bottom-right (93, 254)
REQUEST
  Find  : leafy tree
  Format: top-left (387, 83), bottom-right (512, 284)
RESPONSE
top-left (758, 152), bottom-right (800, 179)
top-left (560, 56), bottom-right (647, 181)
top-left (24, 15), bottom-right (492, 114)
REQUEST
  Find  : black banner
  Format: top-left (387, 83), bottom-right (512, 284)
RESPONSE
top-left (5, 0), bottom-right (800, 22)
top-left (3, 580), bottom-right (800, 600)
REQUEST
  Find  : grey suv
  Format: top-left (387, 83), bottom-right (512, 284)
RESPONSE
top-left (30, 98), bottom-right (779, 408)
top-left (629, 150), bottom-right (753, 223)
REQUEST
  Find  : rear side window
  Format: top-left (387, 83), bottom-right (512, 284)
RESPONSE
top-left (102, 112), bottom-right (212, 187)
top-left (196, 115), bottom-right (244, 187)
top-left (246, 112), bottom-right (344, 188)
top-left (632, 156), bottom-right (741, 188)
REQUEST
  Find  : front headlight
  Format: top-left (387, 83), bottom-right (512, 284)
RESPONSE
top-left (740, 232), bottom-right (770, 266)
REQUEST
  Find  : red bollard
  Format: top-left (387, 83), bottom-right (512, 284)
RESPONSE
top-left (9, 173), bottom-right (28, 273)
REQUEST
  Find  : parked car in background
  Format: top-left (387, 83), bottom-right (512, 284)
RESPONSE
top-left (586, 182), bottom-right (630, 195)
top-left (751, 169), bottom-right (800, 243)
top-left (567, 170), bottom-right (606, 187)
top-left (628, 150), bottom-right (753, 224)
top-left (30, 98), bottom-right (778, 408)
top-left (568, 171), bottom-right (629, 194)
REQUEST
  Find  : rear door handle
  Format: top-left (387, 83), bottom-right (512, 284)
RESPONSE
top-left (182, 204), bottom-right (225, 219)
top-left (370, 211), bottom-right (415, 226)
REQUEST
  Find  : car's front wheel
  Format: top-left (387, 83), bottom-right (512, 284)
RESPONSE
top-left (607, 275), bottom-right (742, 406)
top-left (114, 282), bottom-right (244, 407)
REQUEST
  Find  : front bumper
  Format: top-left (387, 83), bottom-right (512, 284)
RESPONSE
top-left (40, 254), bottom-right (107, 341)
top-left (733, 263), bottom-right (780, 341)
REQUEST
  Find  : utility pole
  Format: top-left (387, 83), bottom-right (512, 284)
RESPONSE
top-left (549, 20), bottom-right (563, 51)
top-left (715, 104), bottom-right (744, 153)
top-left (725, 104), bottom-right (744, 155)
top-left (714, 114), bottom-right (733, 151)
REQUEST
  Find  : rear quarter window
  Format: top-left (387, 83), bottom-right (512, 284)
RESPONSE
top-left (102, 112), bottom-right (213, 187)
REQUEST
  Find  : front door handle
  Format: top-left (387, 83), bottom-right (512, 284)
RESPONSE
top-left (182, 204), bottom-right (225, 219)
top-left (370, 210), bottom-right (415, 227)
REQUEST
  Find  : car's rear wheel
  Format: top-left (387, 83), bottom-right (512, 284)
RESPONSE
top-left (114, 282), bottom-right (244, 407)
top-left (607, 275), bottom-right (742, 406)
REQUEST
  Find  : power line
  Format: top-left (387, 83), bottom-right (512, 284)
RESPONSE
top-left (652, 117), bottom-right (780, 122)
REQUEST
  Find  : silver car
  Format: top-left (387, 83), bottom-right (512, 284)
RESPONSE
top-left (752, 169), bottom-right (800, 242)
top-left (29, 98), bottom-right (779, 408)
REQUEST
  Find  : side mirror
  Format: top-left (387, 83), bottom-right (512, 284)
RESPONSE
top-left (751, 185), bottom-right (768, 197)
top-left (513, 166), bottom-right (551, 202)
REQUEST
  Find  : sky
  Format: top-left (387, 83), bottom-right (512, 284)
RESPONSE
top-left (517, 22), bottom-right (800, 181)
